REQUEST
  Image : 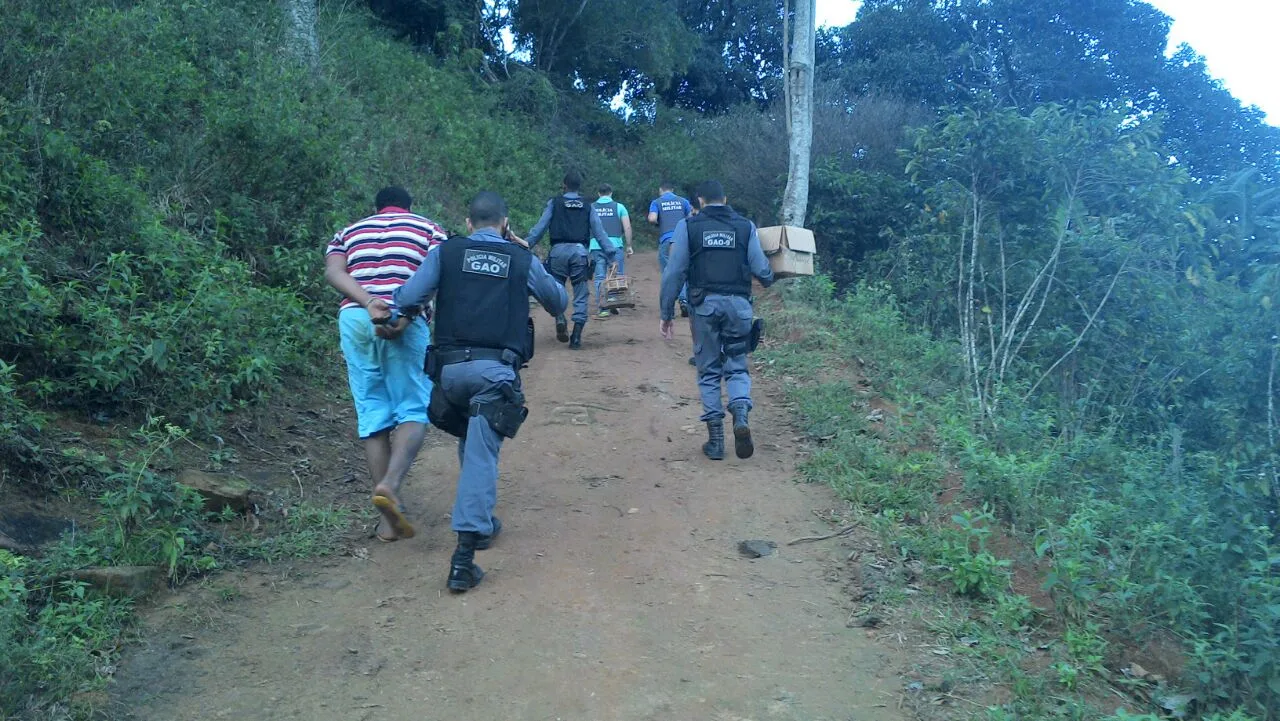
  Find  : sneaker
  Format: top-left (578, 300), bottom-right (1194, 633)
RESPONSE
top-left (597, 310), bottom-right (611, 319)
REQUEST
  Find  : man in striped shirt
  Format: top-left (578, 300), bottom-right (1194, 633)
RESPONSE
top-left (324, 186), bottom-right (447, 543)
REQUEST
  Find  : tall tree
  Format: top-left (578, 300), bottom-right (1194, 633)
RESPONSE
top-left (282, 0), bottom-right (319, 70)
top-left (662, 0), bottom-right (785, 113)
top-left (511, 0), bottom-right (695, 103)
top-left (780, 0), bottom-right (815, 226)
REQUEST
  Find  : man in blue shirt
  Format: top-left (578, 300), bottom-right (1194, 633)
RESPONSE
top-left (590, 183), bottom-right (633, 318)
top-left (648, 181), bottom-right (693, 316)
top-left (526, 171), bottom-right (616, 349)
top-left (660, 181), bottom-right (774, 462)
top-left (394, 191), bottom-right (567, 592)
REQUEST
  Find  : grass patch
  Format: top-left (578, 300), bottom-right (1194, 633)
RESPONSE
top-left (758, 278), bottom-right (1269, 720)
top-left (0, 419), bottom-right (353, 720)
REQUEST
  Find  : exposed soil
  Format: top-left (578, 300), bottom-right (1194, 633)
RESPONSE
top-left (109, 257), bottom-right (912, 721)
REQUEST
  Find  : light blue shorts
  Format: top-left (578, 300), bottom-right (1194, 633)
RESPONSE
top-left (338, 307), bottom-right (433, 439)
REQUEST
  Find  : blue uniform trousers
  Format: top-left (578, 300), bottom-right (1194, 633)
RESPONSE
top-left (438, 359), bottom-right (518, 537)
top-left (690, 294), bottom-right (754, 422)
top-left (547, 244), bottom-right (591, 324)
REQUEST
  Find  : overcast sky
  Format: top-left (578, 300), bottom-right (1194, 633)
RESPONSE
top-left (814, 0), bottom-right (1279, 124)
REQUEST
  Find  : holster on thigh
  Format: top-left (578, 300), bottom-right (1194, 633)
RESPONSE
top-left (470, 381), bottom-right (529, 439)
top-left (428, 383), bottom-right (469, 438)
top-left (748, 317), bottom-right (764, 353)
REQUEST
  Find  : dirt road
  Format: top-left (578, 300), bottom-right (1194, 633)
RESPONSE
top-left (114, 257), bottom-right (906, 721)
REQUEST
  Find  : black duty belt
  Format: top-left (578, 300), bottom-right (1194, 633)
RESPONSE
top-left (432, 347), bottom-right (519, 367)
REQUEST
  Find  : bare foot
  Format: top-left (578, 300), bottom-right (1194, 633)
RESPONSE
top-left (371, 487), bottom-right (416, 541)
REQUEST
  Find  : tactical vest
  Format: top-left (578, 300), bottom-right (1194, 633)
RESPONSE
top-left (592, 200), bottom-right (624, 238)
top-left (549, 195), bottom-right (591, 246)
top-left (686, 206), bottom-right (753, 299)
top-left (433, 235), bottom-right (534, 361)
top-left (656, 194), bottom-right (689, 236)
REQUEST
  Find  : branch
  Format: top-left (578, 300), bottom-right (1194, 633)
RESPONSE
top-left (1023, 252), bottom-right (1131, 402)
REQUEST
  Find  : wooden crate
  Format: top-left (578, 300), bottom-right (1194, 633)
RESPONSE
top-left (602, 268), bottom-right (636, 309)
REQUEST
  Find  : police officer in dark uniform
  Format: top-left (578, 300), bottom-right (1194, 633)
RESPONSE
top-left (660, 181), bottom-right (774, 461)
top-left (395, 191), bottom-right (567, 592)
top-left (525, 170), bottom-right (616, 349)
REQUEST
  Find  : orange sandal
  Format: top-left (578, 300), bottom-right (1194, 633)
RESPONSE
top-left (372, 494), bottom-right (416, 540)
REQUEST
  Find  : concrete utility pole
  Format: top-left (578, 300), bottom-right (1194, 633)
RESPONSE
top-left (780, 0), bottom-right (815, 227)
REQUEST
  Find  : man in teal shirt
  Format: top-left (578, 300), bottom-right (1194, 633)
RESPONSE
top-left (590, 183), bottom-right (634, 318)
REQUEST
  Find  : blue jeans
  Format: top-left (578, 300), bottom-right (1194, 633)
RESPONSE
top-left (658, 239), bottom-right (688, 304)
top-left (591, 248), bottom-right (622, 313)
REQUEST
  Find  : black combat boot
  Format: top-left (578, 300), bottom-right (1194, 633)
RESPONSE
top-left (729, 402), bottom-right (754, 459)
top-left (569, 322), bottom-right (584, 350)
top-left (702, 419), bottom-right (725, 461)
top-left (475, 517), bottom-right (502, 551)
top-left (556, 318), bottom-right (569, 343)
top-left (447, 532), bottom-right (485, 593)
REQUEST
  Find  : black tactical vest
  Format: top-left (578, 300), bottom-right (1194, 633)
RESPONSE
top-left (686, 206), bottom-right (753, 298)
top-left (549, 195), bottom-right (591, 246)
top-left (592, 200), bottom-right (624, 238)
top-left (434, 235), bottom-right (534, 361)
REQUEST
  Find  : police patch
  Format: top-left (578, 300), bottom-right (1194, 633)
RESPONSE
top-left (562, 199), bottom-right (585, 209)
top-left (702, 230), bottom-right (736, 249)
top-left (462, 248), bottom-right (511, 278)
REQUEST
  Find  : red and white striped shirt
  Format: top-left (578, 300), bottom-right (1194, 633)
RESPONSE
top-left (325, 206), bottom-right (448, 311)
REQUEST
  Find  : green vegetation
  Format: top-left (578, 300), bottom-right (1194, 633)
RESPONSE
top-left (761, 275), bottom-right (1277, 719)
top-left (0, 418), bottom-right (351, 718)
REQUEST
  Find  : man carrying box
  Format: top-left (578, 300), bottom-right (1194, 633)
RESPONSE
top-left (659, 180), bottom-right (774, 461)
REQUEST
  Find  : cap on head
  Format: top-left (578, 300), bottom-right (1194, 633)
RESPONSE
top-left (375, 186), bottom-right (412, 211)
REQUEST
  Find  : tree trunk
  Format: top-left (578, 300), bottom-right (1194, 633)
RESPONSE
top-left (283, 0), bottom-right (319, 71)
top-left (780, 0), bottom-right (815, 227)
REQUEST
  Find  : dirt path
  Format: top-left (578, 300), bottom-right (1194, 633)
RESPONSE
top-left (114, 257), bottom-right (908, 721)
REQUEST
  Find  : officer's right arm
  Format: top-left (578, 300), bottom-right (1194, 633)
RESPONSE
top-left (392, 250), bottom-right (443, 310)
top-left (647, 199), bottom-right (659, 225)
top-left (659, 220), bottom-right (691, 321)
top-left (524, 199), bottom-right (555, 248)
top-left (528, 257), bottom-right (569, 317)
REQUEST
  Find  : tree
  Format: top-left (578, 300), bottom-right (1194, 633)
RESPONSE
top-left (511, 0), bottom-right (695, 104)
top-left (366, 0), bottom-right (500, 57)
top-left (780, 0), bottom-right (815, 226)
top-left (662, 0), bottom-right (785, 113)
top-left (282, 0), bottom-right (319, 70)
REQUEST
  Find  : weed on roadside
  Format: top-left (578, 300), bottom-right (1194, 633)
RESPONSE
top-left (757, 278), bottom-right (1269, 720)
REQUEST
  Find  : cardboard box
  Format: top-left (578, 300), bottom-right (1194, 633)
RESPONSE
top-left (757, 225), bottom-right (816, 277)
